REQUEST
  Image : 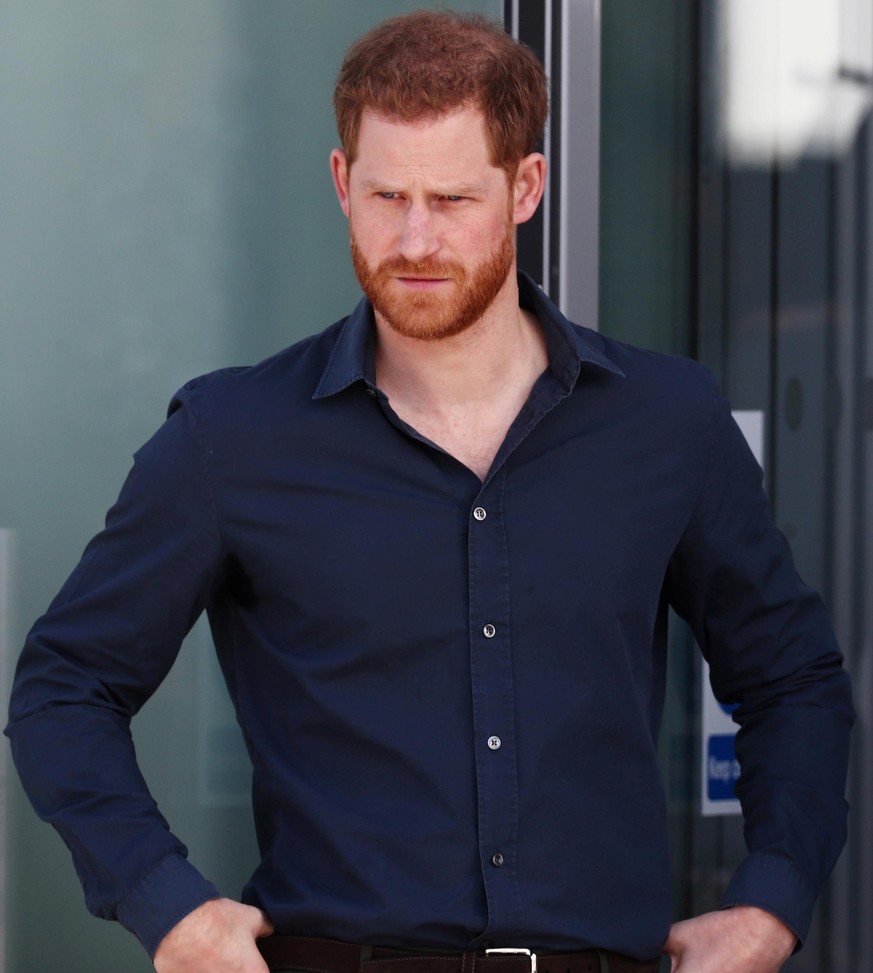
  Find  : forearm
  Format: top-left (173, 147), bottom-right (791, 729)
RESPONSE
top-left (722, 670), bottom-right (852, 937)
top-left (8, 700), bottom-right (220, 955)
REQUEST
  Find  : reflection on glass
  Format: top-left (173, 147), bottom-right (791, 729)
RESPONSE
top-left (718, 0), bottom-right (873, 163)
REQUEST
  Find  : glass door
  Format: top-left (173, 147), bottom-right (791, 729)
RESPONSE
top-left (599, 1), bottom-right (872, 969)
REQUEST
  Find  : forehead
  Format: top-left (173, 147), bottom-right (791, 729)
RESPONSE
top-left (352, 107), bottom-right (500, 180)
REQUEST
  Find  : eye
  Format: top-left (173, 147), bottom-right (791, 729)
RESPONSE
top-left (377, 192), bottom-right (398, 200)
top-left (443, 195), bottom-right (464, 202)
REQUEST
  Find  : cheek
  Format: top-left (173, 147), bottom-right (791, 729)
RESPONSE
top-left (349, 211), bottom-right (395, 255)
top-left (464, 213), bottom-right (513, 255)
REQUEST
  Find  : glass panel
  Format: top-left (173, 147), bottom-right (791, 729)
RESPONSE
top-left (601, 1), bottom-right (871, 968)
top-left (0, 3), bottom-right (500, 971)
top-left (599, 0), bottom-right (696, 355)
top-left (599, 0), bottom-right (701, 927)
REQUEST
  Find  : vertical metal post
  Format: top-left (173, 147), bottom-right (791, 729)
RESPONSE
top-left (543, 0), bottom-right (555, 294)
top-left (558, 0), bottom-right (601, 329)
top-left (507, 0), bottom-right (602, 329)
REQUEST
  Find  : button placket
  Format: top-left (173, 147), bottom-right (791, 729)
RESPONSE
top-left (466, 470), bottom-right (522, 933)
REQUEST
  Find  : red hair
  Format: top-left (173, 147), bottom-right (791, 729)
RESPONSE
top-left (333, 10), bottom-right (549, 174)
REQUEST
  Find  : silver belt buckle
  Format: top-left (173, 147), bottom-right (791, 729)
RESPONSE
top-left (485, 948), bottom-right (537, 973)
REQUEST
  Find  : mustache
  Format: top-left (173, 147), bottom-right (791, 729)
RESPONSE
top-left (375, 256), bottom-right (465, 280)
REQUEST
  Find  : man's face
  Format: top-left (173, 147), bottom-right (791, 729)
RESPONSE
top-left (332, 107), bottom-right (518, 341)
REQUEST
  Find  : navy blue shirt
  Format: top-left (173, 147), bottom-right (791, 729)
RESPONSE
top-left (7, 274), bottom-right (852, 961)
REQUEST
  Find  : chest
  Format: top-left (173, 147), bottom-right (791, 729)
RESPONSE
top-left (213, 390), bottom-right (700, 635)
top-left (383, 371), bottom-right (541, 481)
top-left (399, 408), bottom-right (513, 480)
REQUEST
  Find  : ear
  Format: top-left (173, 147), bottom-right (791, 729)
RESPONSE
top-left (330, 148), bottom-right (351, 218)
top-left (512, 152), bottom-right (547, 225)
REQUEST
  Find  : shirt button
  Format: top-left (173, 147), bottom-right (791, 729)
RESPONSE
top-left (491, 852), bottom-right (504, 867)
top-left (473, 507), bottom-right (487, 521)
top-left (483, 623), bottom-right (496, 638)
top-left (487, 736), bottom-right (502, 750)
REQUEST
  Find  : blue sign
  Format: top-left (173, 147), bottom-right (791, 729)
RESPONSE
top-left (707, 734), bottom-right (741, 801)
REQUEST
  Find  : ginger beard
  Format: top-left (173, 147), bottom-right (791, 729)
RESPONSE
top-left (349, 204), bottom-right (517, 342)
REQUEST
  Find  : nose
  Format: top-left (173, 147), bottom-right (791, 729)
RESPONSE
top-left (397, 203), bottom-right (440, 263)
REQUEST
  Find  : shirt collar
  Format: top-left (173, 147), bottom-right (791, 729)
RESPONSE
top-left (313, 270), bottom-right (624, 400)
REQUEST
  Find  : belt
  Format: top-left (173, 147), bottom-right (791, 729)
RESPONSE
top-left (257, 936), bottom-right (661, 973)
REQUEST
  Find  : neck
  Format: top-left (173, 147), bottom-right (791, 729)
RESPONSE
top-left (374, 271), bottom-right (546, 415)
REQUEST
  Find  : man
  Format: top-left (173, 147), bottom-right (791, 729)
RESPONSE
top-left (6, 10), bottom-right (852, 973)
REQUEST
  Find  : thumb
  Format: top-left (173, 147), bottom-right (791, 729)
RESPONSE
top-left (662, 923), bottom-right (685, 971)
top-left (248, 906), bottom-right (275, 939)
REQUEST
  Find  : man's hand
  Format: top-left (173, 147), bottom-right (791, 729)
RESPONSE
top-left (664, 906), bottom-right (797, 973)
top-left (153, 897), bottom-right (274, 973)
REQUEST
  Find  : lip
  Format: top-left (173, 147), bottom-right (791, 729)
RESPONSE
top-left (395, 276), bottom-right (451, 289)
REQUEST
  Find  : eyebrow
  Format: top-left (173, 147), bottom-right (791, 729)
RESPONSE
top-left (358, 178), bottom-right (485, 196)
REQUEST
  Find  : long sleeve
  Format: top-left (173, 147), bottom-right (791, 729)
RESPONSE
top-left (5, 390), bottom-right (224, 957)
top-left (666, 393), bottom-right (854, 942)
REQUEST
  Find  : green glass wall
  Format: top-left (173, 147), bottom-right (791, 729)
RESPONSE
top-left (0, 3), bottom-right (499, 971)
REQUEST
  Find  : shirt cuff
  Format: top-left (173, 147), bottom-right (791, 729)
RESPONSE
top-left (720, 852), bottom-right (816, 946)
top-left (115, 851), bottom-right (221, 958)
